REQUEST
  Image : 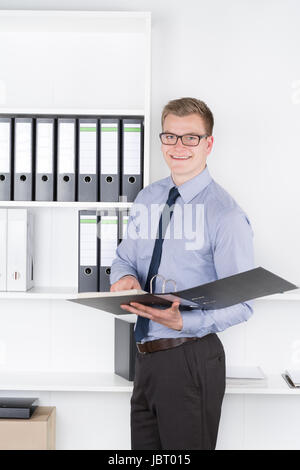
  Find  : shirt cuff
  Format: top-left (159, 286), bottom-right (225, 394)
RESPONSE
top-left (180, 309), bottom-right (202, 336)
top-left (110, 268), bottom-right (138, 285)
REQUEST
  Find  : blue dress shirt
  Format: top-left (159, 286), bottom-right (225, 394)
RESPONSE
top-left (110, 166), bottom-right (255, 343)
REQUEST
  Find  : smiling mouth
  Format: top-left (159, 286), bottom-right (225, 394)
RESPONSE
top-left (170, 155), bottom-right (192, 160)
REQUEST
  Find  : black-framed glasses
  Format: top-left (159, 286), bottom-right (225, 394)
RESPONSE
top-left (159, 132), bottom-right (209, 146)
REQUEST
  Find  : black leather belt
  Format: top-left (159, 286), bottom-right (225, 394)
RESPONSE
top-left (136, 337), bottom-right (198, 354)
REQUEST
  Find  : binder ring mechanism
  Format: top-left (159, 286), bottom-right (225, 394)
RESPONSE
top-left (150, 274), bottom-right (177, 294)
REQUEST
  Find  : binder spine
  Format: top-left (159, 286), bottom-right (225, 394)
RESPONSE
top-left (10, 117), bottom-right (14, 201)
top-left (121, 118), bottom-right (143, 203)
top-left (78, 118), bottom-right (98, 202)
top-left (98, 210), bottom-right (118, 292)
top-left (53, 117), bottom-right (58, 201)
top-left (13, 117), bottom-right (34, 201)
top-left (0, 117), bottom-right (12, 201)
top-left (57, 118), bottom-right (76, 201)
top-left (78, 210), bottom-right (98, 293)
top-left (35, 117), bottom-right (55, 201)
top-left (100, 118), bottom-right (120, 202)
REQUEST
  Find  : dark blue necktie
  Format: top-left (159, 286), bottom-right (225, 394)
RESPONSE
top-left (134, 186), bottom-right (180, 342)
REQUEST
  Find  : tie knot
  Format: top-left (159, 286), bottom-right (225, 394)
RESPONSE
top-left (167, 186), bottom-right (180, 206)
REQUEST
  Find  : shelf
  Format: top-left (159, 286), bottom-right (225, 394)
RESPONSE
top-left (0, 287), bottom-right (79, 300)
top-left (0, 10), bottom-right (151, 34)
top-left (0, 371), bottom-right (298, 394)
top-left (0, 202), bottom-right (133, 209)
top-left (0, 371), bottom-right (133, 392)
top-left (0, 108), bottom-right (145, 116)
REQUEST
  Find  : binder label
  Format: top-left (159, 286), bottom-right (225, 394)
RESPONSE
top-left (123, 123), bottom-right (141, 175)
top-left (79, 122), bottom-right (97, 174)
top-left (80, 215), bottom-right (97, 266)
top-left (0, 121), bottom-right (10, 172)
top-left (101, 123), bottom-right (118, 174)
top-left (36, 122), bottom-right (53, 173)
top-left (15, 122), bottom-right (32, 173)
top-left (100, 216), bottom-right (118, 266)
top-left (58, 122), bottom-right (75, 173)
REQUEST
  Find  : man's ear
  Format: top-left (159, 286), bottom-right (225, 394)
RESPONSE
top-left (206, 135), bottom-right (214, 153)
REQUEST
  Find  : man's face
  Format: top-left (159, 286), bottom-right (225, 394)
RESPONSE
top-left (161, 113), bottom-right (213, 184)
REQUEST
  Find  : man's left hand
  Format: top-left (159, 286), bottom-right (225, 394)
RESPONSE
top-left (120, 301), bottom-right (183, 331)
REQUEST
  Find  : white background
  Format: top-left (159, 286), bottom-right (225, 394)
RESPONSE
top-left (0, 0), bottom-right (300, 450)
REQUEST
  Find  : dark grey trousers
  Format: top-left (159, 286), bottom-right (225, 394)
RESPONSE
top-left (131, 333), bottom-right (225, 450)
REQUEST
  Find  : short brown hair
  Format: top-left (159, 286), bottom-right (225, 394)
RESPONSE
top-left (161, 97), bottom-right (214, 135)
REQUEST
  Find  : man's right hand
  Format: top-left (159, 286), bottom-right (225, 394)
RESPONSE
top-left (110, 275), bottom-right (142, 292)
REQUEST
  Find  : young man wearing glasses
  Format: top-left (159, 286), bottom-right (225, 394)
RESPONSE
top-left (110, 97), bottom-right (254, 450)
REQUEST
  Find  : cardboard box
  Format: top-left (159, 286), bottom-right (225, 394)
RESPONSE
top-left (0, 406), bottom-right (56, 450)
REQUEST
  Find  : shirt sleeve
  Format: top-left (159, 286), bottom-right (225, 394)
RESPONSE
top-left (181, 208), bottom-right (255, 335)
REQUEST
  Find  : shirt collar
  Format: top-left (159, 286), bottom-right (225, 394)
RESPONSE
top-left (166, 165), bottom-right (212, 203)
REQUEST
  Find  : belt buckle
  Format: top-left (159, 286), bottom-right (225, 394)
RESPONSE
top-left (136, 342), bottom-right (147, 354)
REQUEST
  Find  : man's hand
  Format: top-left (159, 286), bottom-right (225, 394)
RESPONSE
top-left (110, 275), bottom-right (142, 292)
top-left (120, 301), bottom-right (183, 331)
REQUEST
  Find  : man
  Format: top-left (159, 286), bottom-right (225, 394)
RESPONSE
top-left (110, 97), bottom-right (254, 450)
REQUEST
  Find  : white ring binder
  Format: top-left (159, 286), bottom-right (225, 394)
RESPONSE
top-left (150, 274), bottom-right (165, 294)
top-left (162, 278), bottom-right (177, 293)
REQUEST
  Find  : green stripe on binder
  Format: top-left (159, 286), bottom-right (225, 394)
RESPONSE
top-left (80, 219), bottom-right (97, 223)
top-left (101, 127), bottom-right (117, 132)
top-left (80, 127), bottom-right (96, 132)
top-left (124, 127), bottom-right (141, 132)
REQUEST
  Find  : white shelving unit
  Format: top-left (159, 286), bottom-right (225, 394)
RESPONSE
top-left (0, 371), bottom-right (297, 395)
top-left (0, 9), bottom-right (151, 296)
top-left (0, 11), bottom-right (151, 388)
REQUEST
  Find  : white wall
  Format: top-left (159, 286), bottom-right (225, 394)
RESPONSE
top-left (0, 0), bottom-right (300, 450)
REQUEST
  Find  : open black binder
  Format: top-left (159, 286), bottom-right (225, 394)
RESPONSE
top-left (68, 267), bottom-right (298, 316)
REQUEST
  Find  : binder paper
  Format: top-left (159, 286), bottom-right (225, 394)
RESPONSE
top-left (100, 216), bottom-right (118, 266)
top-left (100, 122), bottom-right (118, 174)
top-left (123, 123), bottom-right (141, 175)
top-left (79, 122), bottom-right (97, 174)
top-left (36, 121), bottom-right (54, 174)
top-left (58, 121), bottom-right (75, 174)
top-left (15, 121), bottom-right (32, 173)
top-left (0, 120), bottom-right (10, 173)
top-left (226, 366), bottom-right (266, 380)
